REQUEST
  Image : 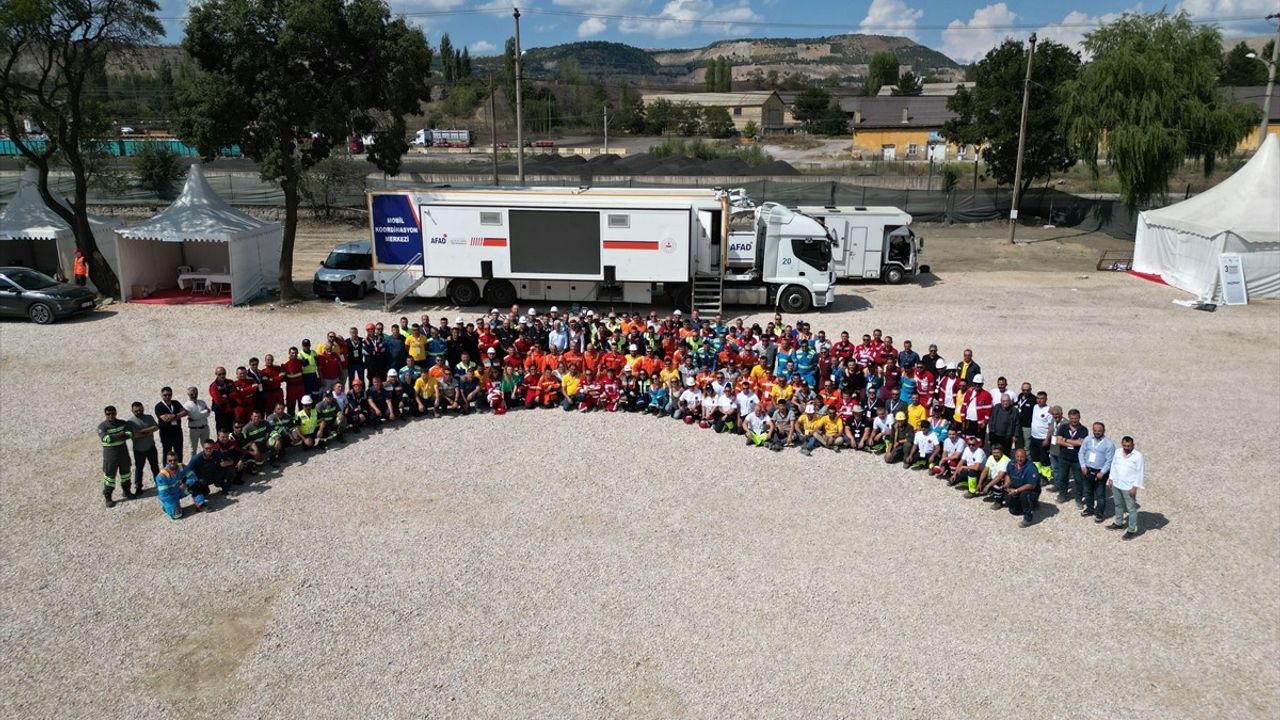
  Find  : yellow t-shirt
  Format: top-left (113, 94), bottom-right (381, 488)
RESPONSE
top-left (414, 375), bottom-right (437, 399)
top-left (907, 403), bottom-right (928, 430)
top-left (813, 416), bottom-right (844, 437)
top-left (659, 368), bottom-right (681, 386)
top-left (797, 414), bottom-right (821, 435)
top-left (561, 374), bottom-right (580, 396)
top-left (770, 384), bottom-right (794, 404)
top-left (406, 335), bottom-right (428, 361)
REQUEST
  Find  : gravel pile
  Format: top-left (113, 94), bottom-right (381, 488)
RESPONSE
top-left (1, 270), bottom-right (1278, 719)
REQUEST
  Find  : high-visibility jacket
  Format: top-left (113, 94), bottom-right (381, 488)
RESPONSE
top-left (73, 255), bottom-right (88, 277)
top-left (296, 409), bottom-right (318, 435)
top-left (298, 349), bottom-right (318, 376)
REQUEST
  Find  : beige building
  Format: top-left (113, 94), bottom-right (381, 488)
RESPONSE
top-left (638, 91), bottom-right (787, 133)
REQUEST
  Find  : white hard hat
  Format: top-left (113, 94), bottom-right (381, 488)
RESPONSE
top-left (301, 395), bottom-right (313, 405)
top-left (674, 309), bottom-right (683, 315)
top-left (972, 373), bottom-right (985, 384)
top-left (454, 316), bottom-right (464, 324)
top-left (528, 308), bottom-right (536, 316)
top-left (489, 308), bottom-right (498, 314)
top-left (550, 305), bottom-right (558, 312)
top-left (629, 344), bottom-right (638, 351)
top-left (805, 404), bottom-right (816, 414)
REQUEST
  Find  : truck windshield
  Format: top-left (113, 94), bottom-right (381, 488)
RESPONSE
top-left (791, 237), bottom-right (832, 272)
top-left (323, 252), bottom-right (371, 270)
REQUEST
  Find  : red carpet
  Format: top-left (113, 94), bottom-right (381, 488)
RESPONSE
top-left (130, 287), bottom-right (231, 305)
top-left (1127, 270), bottom-right (1167, 286)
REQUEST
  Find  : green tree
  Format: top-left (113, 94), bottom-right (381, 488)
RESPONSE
top-left (1062, 11), bottom-right (1259, 205)
top-left (460, 47), bottom-right (472, 78)
top-left (717, 56), bottom-right (732, 91)
top-left (866, 51), bottom-right (900, 97)
top-left (705, 58), bottom-right (717, 91)
top-left (892, 71), bottom-right (923, 96)
top-left (672, 101), bottom-right (702, 136)
top-left (300, 157), bottom-right (368, 220)
top-left (615, 81), bottom-right (646, 134)
top-left (440, 33), bottom-right (455, 85)
top-left (942, 38), bottom-right (1082, 195)
top-left (815, 105), bottom-right (849, 136)
top-left (644, 98), bottom-right (675, 135)
top-left (0, 0), bottom-right (162, 296)
top-left (792, 86), bottom-right (831, 132)
top-left (176, 0), bottom-right (433, 301)
top-left (132, 144), bottom-right (185, 199)
top-left (741, 119), bottom-right (759, 140)
top-left (703, 106), bottom-right (736, 138)
top-left (1221, 41), bottom-right (1268, 85)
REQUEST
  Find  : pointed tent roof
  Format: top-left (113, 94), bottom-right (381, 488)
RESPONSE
top-left (0, 168), bottom-right (121, 240)
top-left (1142, 134), bottom-right (1280, 246)
top-left (118, 164), bottom-right (279, 242)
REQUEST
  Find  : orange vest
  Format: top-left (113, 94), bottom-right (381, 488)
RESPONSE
top-left (73, 255), bottom-right (88, 276)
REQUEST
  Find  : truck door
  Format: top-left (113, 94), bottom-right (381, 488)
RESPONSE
top-left (844, 224), bottom-right (873, 278)
top-left (695, 210), bottom-right (721, 275)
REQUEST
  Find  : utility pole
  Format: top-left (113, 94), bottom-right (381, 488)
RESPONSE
top-left (1259, 13), bottom-right (1280, 150)
top-left (1007, 32), bottom-right (1036, 245)
top-left (513, 7), bottom-right (525, 184)
top-left (603, 103), bottom-right (609, 153)
top-left (489, 73), bottom-right (499, 186)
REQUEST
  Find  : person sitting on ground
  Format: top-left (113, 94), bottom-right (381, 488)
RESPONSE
top-left (295, 395), bottom-right (319, 449)
top-left (1004, 448), bottom-right (1041, 528)
top-left (905, 419), bottom-right (940, 470)
top-left (156, 451), bottom-right (206, 519)
top-left (953, 435), bottom-right (987, 491)
top-left (883, 411), bottom-right (914, 464)
top-left (744, 404), bottom-right (774, 449)
top-left (976, 444), bottom-right (1011, 502)
top-left (797, 404), bottom-right (823, 456)
top-left (315, 390), bottom-right (344, 443)
top-left (186, 438), bottom-right (235, 499)
top-left (770, 398), bottom-right (799, 448)
top-left (933, 426), bottom-right (967, 482)
top-left (868, 407), bottom-right (893, 453)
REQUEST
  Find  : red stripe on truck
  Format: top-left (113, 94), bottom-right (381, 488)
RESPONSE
top-left (482, 237), bottom-right (507, 247)
top-left (603, 240), bottom-right (659, 250)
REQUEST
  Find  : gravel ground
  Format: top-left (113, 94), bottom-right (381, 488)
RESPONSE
top-left (2, 267), bottom-right (1278, 719)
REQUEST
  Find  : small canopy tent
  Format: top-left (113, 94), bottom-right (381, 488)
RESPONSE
top-left (115, 165), bottom-right (282, 305)
top-left (1133, 134), bottom-right (1280, 301)
top-left (0, 168), bottom-right (122, 284)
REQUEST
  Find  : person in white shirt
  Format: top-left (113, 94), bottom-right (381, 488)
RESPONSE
top-left (869, 407), bottom-right (893, 451)
top-left (977, 444), bottom-right (1011, 501)
top-left (735, 384), bottom-right (760, 420)
top-left (905, 420), bottom-right (941, 469)
top-left (182, 386), bottom-right (212, 455)
top-left (1028, 391), bottom-right (1053, 465)
top-left (1107, 436), bottom-right (1145, 538)
top-left (933, 426), bottom-right (968, 481)
top-left (675, 380), bottom-right (702, 422)
top-left (744, 405), bottom-right (774, 448)
top-left (713, 390), bottom-right (737, 432)
top-left (953, 436), bottom-right (987, 492)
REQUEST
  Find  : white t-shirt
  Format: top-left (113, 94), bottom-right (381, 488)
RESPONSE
top-left (873, 415), bottom-right (893, 434)
top-left (678, 389), bottom-right (702, 409)
top-left (913, 431), bottom-right (939, 455)
top-left (1030, 404), bottom-right (1053, 439)
top-left (984, 454), bottom-right (1010, 476)
top-left (735, 391), bottom-right (759, 417)
top-left (746, 412), bottom-right (770, 434)
top-left (943, 436), bottom-right (966, 458)
top-left (700, 395), bottom-right (718, 416)
top-left (715, 394), bottom-right (735, 414)
top-left (961, 446), bottom-right (987, 468)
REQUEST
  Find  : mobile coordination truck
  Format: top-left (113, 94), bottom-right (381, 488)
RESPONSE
top-left (368, 187), bottom-right (837, 313)
top-left (795, 205), bottom-right (927, 284)
top-left (411, 129), bottom-right (474, 148)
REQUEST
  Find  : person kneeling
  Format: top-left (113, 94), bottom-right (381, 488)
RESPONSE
top-left (1004, 449), bottom-right (1041, 528)
top-left (156, 452), bottom-right (206, 518)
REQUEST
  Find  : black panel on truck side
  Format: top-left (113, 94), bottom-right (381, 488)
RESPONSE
top-left (509, 209), bottom-right (601, 275)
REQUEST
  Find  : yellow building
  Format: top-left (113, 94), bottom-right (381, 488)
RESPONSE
top-left (1226, 86), bottom-right (1280, 152)
top-left (638, 91), bottom-right (787, 133)
top-left (840, 96), bottom-right (967, 161)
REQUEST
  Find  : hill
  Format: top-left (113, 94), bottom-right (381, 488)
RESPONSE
top-left (477, 34), bottom-right (962, 87)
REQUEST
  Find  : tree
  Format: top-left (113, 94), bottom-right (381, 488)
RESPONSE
top-left (815, 105), bottom-right (849, 136)
top-left (892, 71), bottom-right (923, 96)
top-left (792, 87), bottom-right (831, 133)
top-left (132, 144), bottom-right (184, 199)
top-left (703, 106), bottom-right (736, 138)
top-left (440, 33), bottom-right (455, 85)
top-left (300, 157), bottom-right (367, 220)
top-left (942, 38), bottom-right (1082, 196)
top-left (176, 0), bottom-right (433, 301)
top-left (741, 119), bottom-right (759, 140)
top-left (615, 81), bottom-right (646, 134)
top-left (866, 50), bottom-right (900, 97)
top-left (460, 47), bottom-right (472, 79)
top-left (0, 0), bottom-right (162, 296)
top-left (717, 56), bottom-right (732, 91)
top-left (705, 59), bottom-right (717, 91)
top-left (1062, 12), bottom-right (1259, 205)
top-left (1222, 41), bottom-right (1268, 86)
top-left (672, 102), bottom-right (702, 136)
top-left (644, 98), bottom-right (675, 135)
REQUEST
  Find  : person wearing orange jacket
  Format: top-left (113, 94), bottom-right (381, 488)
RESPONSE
top-left (73, 249), bottom-right (88, 286)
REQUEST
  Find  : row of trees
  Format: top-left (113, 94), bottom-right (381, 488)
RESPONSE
top-left (943, 12), bottom-right (1259, 206)
top-left (704, 56), bottom-right (732, 92)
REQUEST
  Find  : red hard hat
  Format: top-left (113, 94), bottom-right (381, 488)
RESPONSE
top-left (683, 415), bottom-right (695, 425)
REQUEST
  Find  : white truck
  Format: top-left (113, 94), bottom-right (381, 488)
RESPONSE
top-left (368, 187), bottom-right (837, 313)
top-left (795, 205), bottom-right (926, 284)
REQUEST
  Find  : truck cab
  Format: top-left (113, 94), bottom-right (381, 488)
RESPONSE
top-left (797, 205), bottom-right (925, 284)
top-left (752, 203), bottom-right (835, 313)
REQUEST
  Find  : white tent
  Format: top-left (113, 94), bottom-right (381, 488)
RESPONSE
top-left (115, 165), bottom-right (282, 305)
top-left (1133, 134), bottom-right (1280, 302)
top-left (0, 168), bottom-right (122, 285)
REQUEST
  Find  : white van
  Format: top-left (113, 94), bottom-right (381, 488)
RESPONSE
top-left (797, 205), bottom-right (927, 284)
top-left (313, 241), bottom-right (375, 299)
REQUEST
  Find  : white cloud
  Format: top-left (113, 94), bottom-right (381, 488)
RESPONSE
top-left (470, 40), bottom-right (497, 53)
top-left (394, 0), bottom-right (467, 9)
top-left (859, 0), bottom-right (924, 41)
top-left (578, 17), bottom-right (607, 36)
top-left (1179, 0), bottom-right (1276, 37)
top-left (1036, 8), bottom-right (1135, 58)
top-left (940, 3), bottom-right (1018, 64)
top-left (618, 0), bottom-right (762, 39)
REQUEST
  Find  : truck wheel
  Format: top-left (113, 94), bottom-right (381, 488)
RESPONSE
top-left (671, 284), bottom-right (693, 313)
top-left (28, 302), bottom-right (54, 325)
top-left (483, 279), bottom-right (516, 308)
top-left (778, 286), bottom-right (811, 314)
top-left (447, 279), bottom-right (481, 306)
top-left (355, 283), bottom-right (367, 300)
top-left (883, 266), bottom-right (906, 285)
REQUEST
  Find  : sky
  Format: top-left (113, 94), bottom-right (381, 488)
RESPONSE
top-left (156, 1), bottom-right (1279, 64)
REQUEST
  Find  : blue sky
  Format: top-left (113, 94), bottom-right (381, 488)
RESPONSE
top-left (157, 1), bottom-right (1277, 63)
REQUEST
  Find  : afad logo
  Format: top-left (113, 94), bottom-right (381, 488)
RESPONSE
top-left (429, 233), bottom-right (448, 245)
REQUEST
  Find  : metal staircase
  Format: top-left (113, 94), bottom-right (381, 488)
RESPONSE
top-left (381, 253), bottom-right (425, 312)
top-left (692, 273), bottom-right (723, 314)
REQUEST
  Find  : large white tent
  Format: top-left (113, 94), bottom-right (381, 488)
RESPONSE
top-left (1133, 134), bottom-right (1280, 302)
top-left (115, 165), bottom-right (282, 305)
top-left (0, 168), bottom-right (122, 285)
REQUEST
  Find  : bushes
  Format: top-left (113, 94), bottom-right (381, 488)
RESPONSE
top-left (131, 144), bottom-right (184, 199)
top-left (647, 138), bottom-right (774, 167)
top-left (300, 157), bottom-right (367, 219)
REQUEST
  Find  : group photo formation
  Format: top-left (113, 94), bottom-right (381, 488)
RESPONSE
top-left (99, 306), bottom-right (1148, 536)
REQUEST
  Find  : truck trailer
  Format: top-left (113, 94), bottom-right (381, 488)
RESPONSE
top-left (368, 187), bottom-right (836, 313)
top-left (795, 205), bottom-right (926, 284)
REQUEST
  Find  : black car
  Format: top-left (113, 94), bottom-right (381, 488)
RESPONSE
top-left (0, 267), bottom-right (98, 324)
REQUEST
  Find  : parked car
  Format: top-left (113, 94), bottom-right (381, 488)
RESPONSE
top-left (313, 241), bottom-right (374, 299)
top-left (0, 266), bottom-right (97, 324)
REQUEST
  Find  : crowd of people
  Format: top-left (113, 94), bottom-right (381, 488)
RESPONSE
top-left (97, 306), bottom-right (1147, 536)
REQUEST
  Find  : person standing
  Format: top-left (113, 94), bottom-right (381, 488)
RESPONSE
top-left (297, 339), bottom-right (320, 396)
top-left (987, 393), bottom-right (1019, 456)
top-left (73, 248), bottom-right (88, 286)
top-left (154, 386), bottom-right (186, 461)
top-left (183, 386), bottom-right (212, 453)
top-left (1055, 409), bottom-right (1088, 505)
top-left (260, 354), bottom-right (285, 413)
top-left (98, 406), bottom-right (132, 507)
top-left (1108, 436), bottom-right (1145, 539)
top-left (346, 327), bottom-right (366, 387)
top-left (1079, 421), bottom-right (1117, 523)
top-left (1028, 392), bottom-right (1052, 466)
top-left (208, 366), bottom-right (235, 433)
top-left (1014, 382), bottom-right (1036, 452)
top-left (126, 402), bottom-right (159, 496)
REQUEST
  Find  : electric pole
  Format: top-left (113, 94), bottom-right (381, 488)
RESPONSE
top-left (1007, 32), bottom-right (1036, 245)
top-left (513, 7), bottom-right (525, 184)
top-left (1259, 13), bottom-right (1279, 150)
top-left (603, 103), bottom-right (609, 154)
top-left (489, 73), bottom-right (499, 186)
